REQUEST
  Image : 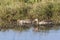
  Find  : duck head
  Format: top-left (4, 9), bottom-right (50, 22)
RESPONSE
top-left (33, 18), bottom-right (38, 24)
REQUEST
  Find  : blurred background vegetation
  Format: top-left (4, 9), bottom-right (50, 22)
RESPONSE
top-left (0, 0), bottom-right (60, 27)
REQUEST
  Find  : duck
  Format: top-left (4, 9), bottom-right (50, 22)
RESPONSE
top-left (17, 19), bottom-right (32, 26)
top-left (33, 19), bottom-right (53, 26)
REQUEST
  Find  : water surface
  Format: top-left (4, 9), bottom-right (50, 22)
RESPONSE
top-left (0, 27), bottom-right (60, 40)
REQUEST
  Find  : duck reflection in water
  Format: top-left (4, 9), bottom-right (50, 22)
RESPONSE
top-left (33, 27), bottom-right (39, 32)
top-left (33, 25), bottom-right (54, 32)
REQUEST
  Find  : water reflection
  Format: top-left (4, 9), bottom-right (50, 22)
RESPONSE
top-left (0, 25), bottom-right (60, 40)
top-left (1, 24), bottom-right (60, 32)
top-left (33, 25), bottom-right (55, 32)
top-left (0, 27), bottom-right (60, 40)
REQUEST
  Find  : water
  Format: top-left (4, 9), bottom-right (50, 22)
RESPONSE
top-left (0, 27), bottom-right (60, 40)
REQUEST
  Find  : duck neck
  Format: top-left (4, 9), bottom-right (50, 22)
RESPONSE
top-left (36, 20), bottom-right (38, 24)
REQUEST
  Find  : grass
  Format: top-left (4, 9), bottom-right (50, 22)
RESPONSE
top-left (0, 0), bottom-right (60, 27)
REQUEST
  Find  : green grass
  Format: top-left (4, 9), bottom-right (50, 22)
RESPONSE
top-left (0, 0), bottom-right (60, 26)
